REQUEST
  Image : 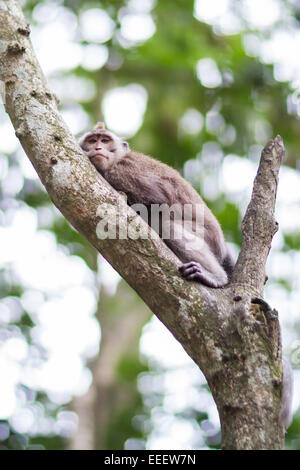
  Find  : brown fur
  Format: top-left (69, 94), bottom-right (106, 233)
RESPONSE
top-left (80, 130), bottom-right (234, 287)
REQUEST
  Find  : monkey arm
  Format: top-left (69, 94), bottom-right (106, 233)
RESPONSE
top-left (132, 175), bottom-right (173, 205)
top-left (104, 165), bottom-right (172, 206)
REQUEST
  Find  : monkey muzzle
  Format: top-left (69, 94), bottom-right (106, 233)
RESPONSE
top-left (88, 152), bottom-right (109, 160)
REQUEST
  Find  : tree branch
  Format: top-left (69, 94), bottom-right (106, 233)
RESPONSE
top-left (231, 136), bottom-right (285, 295)
top-left (0, 0), bottom-right (286, 449)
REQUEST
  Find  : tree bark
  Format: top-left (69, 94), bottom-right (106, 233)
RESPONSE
top-left (0, 0), bottom-right (286, 449)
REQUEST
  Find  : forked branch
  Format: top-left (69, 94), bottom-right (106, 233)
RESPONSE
top-left (231, 136), bottom-right (285, 295)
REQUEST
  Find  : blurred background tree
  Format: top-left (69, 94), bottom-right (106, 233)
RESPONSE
top-left (0, 0), bottom-right (300, 450)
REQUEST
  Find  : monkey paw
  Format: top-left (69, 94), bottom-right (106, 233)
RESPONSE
top-left (179, 261), bottom-right (204, 282)
top-left (179, 261), bottom-right (227, 288)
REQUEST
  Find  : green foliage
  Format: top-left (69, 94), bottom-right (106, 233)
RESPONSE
top-left (105, 393), bottom-right (145, 450)
top-left (285, 410), bottom-right (300, 450)
top-left (51, 217), bottom-right (98, 270)
top-left (284, 232), bottom-right (300, 251)
top-left (116, 354), bottom-right (148, 383)
top-left (212, 198), bottom-right (242, 245)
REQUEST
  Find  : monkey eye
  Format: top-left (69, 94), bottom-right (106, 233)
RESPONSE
top-left (101, 138), bottom-right (110, 143)
top-left (87, 138), bottom-right (97, 144)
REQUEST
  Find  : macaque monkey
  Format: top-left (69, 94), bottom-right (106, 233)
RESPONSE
top-left (79, 122), bottom-right (293, 428)
top-left (79, 122), bottom-right (234, 288)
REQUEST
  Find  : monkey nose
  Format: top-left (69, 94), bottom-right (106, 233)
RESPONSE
top-left (96, 147), bottom-right (103, 151)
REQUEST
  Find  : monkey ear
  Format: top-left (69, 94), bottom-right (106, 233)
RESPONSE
top-left (122, 141), bottom-right (130, 151)
top-left (93, 121), bottom-right (106, 130)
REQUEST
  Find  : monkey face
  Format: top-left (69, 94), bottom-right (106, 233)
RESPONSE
top-left (80, 130), bottom-right (129, 171)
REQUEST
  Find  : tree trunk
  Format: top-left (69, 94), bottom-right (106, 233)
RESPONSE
top-left (0, 0), bottom-right (286, 449)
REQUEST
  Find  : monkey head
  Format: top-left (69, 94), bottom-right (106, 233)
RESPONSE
top-left (79, 122), bottom-right (130, 172)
